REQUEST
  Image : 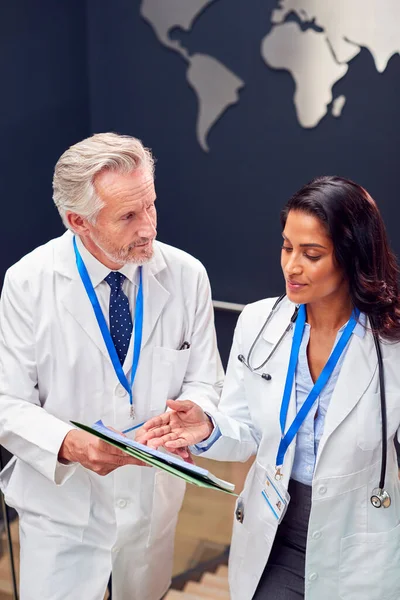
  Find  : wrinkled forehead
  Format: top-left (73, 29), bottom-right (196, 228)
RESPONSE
top-left (94, 168), bottom-right (156, 209)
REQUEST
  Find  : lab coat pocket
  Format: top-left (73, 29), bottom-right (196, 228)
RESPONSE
top-left (234, 461), bottom-right (279, 529)
top-left (339, 523), bottom-right (400, 599)
top-left (230, 462), bottom-right (277, 580)
top-left (146, 469), bottom-right (186, 547)
top-left (229, 491), bottom-right (250, 592)
top-left (150, 347), bottom-right (191, 411)
top-left (3, 459), bottom-right (91, 542)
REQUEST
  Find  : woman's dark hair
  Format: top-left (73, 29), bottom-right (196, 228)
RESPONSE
top-left (281, 175), bottom-right (400, 342)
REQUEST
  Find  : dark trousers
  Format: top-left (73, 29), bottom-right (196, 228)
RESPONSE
top-left (253, 479), bottom-right (311, 599)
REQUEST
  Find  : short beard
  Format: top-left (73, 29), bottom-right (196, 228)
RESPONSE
top-left (91, 231), bottom-right (154, 265)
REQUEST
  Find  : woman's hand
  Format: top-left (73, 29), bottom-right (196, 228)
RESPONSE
top-left (136, 399), bottom-right (214, 453)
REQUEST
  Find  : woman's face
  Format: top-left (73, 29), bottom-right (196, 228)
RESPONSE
top-left (281, 210), bottom-right (347, 305)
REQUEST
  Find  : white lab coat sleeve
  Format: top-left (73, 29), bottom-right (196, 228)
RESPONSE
top-left (193, 307), bottom-right (260, 463)
top-left (0, 269), bottom-right (76, 485)
top-left (175, 265), bottom-right (224, 413)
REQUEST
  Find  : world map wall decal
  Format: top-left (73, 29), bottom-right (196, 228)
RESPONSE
top-left (141, 0), bottom-right (400, 152)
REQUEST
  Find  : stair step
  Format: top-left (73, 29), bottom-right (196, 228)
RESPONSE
top-left (200, 573), bottom-right (229, 590)
top-left (0, 554), bottom-right (19, 596)
top-left (0, 520), bottom-right (20, 599)
top-left (184, 581), bottom-right (230, 598)
top-left (215, 565), bottom-right (228, 578)
top-left (164, 591), bottom-right (205, 600)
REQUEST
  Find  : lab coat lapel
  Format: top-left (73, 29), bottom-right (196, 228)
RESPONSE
top-left (55, 235), bottom-right (170, 371)
top-left (262, 297), bottom-right (298, 345)
top-left (261, 297), bottom-right (298, 432)
top-left (317, 326), bottom-right (377, 461)
top-left (125, 243), bottom-right (169, 370)
top-left (258, 299), bottom-right (297, 469)
top-left (55, 232), bottom-right (110, 360)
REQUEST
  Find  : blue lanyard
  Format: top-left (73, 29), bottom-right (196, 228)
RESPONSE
top-left (276, 303), bottom-right (359, 468)
top-left (73, 236), bottom-right (144, 414)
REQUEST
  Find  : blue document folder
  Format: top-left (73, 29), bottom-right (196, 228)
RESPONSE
top-left (70, 419), bottom-right (236, 495)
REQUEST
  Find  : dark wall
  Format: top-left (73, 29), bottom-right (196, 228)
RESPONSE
top-left (85, 0), bottom-right (400, 308)
top-left (0, 1), bottom-right (90, 279)
top-left (2, 1), bottom-right (400, 366)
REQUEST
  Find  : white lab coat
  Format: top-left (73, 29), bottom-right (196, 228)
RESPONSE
top-left (201, 296), bottom-right (400, 600)
top-left (0, 230), bottom-right (223, 600)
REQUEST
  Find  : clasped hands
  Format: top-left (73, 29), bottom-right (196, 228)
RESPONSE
top-left (136, 399), bottom-right (213, 463)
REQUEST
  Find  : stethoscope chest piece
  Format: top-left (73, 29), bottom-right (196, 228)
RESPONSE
top-left (370, 488), bottom-right (391, 509)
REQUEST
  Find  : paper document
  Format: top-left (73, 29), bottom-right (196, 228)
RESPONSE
top-left (71, 420), bottom-right (236, 495)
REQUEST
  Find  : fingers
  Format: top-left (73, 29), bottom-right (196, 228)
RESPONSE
top-left (137, 425), bottom-right (174, 445)
top-left (134, 429), bottom-right (148, 445)
top-left (107, 426), bottom-right (127, 438)
top-left (182, 453), bottom-right (195, 465)
top-left (147, 431), bottom-right (182, 449)
top-left (92, 459), bottom-right (149, 476)
top-left (161, 437), bottom-right (191, 450)
top-left (96, 439), bottom-right (130, 456)
top-left (172, 447), bottom-right (189, 459)
top-left (171, 447), bottom-right (194, 463)
top-left (166, 399), bottom-right (194, 412)
top-left (85, 447), bottom-right (149, 475)
top-left (141, 413), bottom-right (171, 432)
top-left (119, 455), bottom-right (149, 468)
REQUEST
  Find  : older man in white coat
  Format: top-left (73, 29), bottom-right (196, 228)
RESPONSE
top-left (0, 132), bottom-right (223, 600)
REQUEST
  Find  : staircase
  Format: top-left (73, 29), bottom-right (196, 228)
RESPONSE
top-left (0, 519), bottom-right (19, 600)
top-left (165, 565), bottom-right (230, 599)
top-left (0, 519), bottom-right (230, 600)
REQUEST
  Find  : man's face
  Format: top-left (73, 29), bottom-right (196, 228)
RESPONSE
top-left (86, 168), bottom-right (157, 265)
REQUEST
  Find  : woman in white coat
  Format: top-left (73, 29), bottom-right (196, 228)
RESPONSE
top-left (140, 176), bottom-right (400, 600)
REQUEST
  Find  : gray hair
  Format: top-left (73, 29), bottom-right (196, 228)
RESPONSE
top-left (52, 132), bottom-right (155, 228)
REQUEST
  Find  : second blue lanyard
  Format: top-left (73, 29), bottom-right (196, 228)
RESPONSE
top-left (276, 303), bottom-right (359, 468)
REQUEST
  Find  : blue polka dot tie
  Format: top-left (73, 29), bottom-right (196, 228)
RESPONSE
top-left (105, 272), bottom-right (133, 365)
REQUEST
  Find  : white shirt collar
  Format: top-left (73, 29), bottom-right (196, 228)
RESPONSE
top-left (76, 236), bottom-right (139, 288)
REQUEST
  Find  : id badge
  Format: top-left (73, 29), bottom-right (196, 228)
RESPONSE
top-left (261, 466), bottom-right (290, 523)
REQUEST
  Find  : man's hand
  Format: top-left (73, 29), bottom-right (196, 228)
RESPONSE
top-left (137, 399), bottom-right (214, 451)
top-left (58, 429), bottom-right (148, 476)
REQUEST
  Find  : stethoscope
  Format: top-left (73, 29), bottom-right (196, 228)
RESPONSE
top-left (238, 295), bottom-right (391, 509)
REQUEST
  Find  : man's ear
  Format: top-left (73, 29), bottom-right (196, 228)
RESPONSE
top-left (65, 211), bottom-right (91, 235)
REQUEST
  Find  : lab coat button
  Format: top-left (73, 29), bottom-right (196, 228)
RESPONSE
top-left (117, 499), bottom-right (127, 508)
top-left (318, 485), bottom-right (327, 495)
top-left (309, 572), bottom-right (318, 581)
top-left (312, 531), bottom-right (321, 540)
top-left (116, 385), bottom-right (127, 398)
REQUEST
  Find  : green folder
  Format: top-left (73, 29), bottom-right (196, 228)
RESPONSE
top-left (71, 420), bottom-right (237, 496)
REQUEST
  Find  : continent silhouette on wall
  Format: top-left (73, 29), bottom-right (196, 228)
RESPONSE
top-left (141, 0), bottom-right (244, 151)
top-left (141, 0), bottom-right (400, 151)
